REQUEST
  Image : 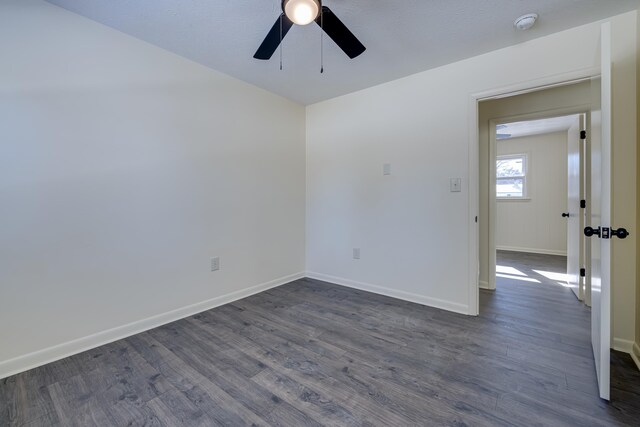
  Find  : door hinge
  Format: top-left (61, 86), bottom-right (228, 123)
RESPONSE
top-left (580, 130), bottom-right (587, 140)
top-left (475, 216), bottom-right (478, 223)
top-left (580, 268), bottom-right (586, 278)
top-left (580, 199), bottom-right (586, 209)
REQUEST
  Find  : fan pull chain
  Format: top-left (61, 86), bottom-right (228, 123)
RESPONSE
top-left (279, 14), bottom-right (283, 70)
top-left (320, 8), bottom-right (324, 73)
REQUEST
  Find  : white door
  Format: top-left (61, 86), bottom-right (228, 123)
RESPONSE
top-left (589, 22), bottom-right (612, 401)
top-left (566, 115), bottom-right (584, 300)
top-left (583, 128), bottom-right (592, 308)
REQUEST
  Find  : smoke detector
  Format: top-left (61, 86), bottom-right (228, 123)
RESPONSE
top-left (514, 13), bottom-right (538, 31)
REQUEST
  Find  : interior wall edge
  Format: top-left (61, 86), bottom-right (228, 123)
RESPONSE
top-left (0, 271), bottom-right (305, 380)
top-left (632, 342), bottom-right (640, 371)
top-left (306, 272), bottom-right (470, 315)
top-left (635, 6), bottom-right (640, 373)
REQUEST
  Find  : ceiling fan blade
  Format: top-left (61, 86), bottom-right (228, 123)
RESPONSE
top-left (254, 14), bottom-right (294, 60)
top-left (315, 6), bottom-right (365, 59)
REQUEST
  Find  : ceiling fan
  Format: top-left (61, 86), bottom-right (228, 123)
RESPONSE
top-left (254, 0), bottom-right (366, 60)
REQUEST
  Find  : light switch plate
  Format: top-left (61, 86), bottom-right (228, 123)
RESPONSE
top-left (383, 163), bottom-right (391, 176)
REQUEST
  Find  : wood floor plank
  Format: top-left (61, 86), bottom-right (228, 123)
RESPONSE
top-left (251, 368), bottom-right (365, 427)
top-left (129, 334), bottom-right (270, 425)
top-left (145, 390), bottom-right (210, 427)
top-left (0, 371), bottom-right (58, 426)
top-left (47, 375), bottom-right (112, 427)
top-left (190, 310), bottom-right (418, 425)
top-left (220, 303), bottom-right (349, 359)
top-left (147, 326), bottom-right (323, 427)
top-left (81, 340), bottom-right (172, 406)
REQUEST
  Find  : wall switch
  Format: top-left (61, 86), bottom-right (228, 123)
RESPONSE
top-left (353, 248), bottom-right (361, 259)
top-left (450, 178), bottom-right (462, 192)
top-left (211, 257), bottom-right (220, 271)
top-left (383, 163), bottom-right (391, 176)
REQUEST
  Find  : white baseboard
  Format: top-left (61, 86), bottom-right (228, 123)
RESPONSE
top-left (632, 342), bottom-right (640, 371)
top-left (479, 280), bottom-right (491, 290)
top-left (496, 246), bottom-right (567, 257)
top-left (0, 271), bottom-right (305, 380)
top-left (612, 337), bottom-right (634, 354)
top-left (306, 271), bottom-right (470, 315)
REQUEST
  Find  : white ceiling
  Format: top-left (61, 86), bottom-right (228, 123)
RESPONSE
top-left (46, 0), bottom-right (640, 105)
top-left (498, 115), bottom-right (580, 140)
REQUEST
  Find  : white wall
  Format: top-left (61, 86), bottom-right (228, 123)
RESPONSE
top-left (496, 132), bottom-right (569, 256)
top-left (0, 0), bottom-right (306, 377)
top-left (306, 11), bottom-right (636, 348)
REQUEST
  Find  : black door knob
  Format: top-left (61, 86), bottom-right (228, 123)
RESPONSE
top-left (612, 228), bottom-right (630, 239)
top-left (562, 212), bottom-right (570, 218)
top-left (584, 226), bottom-right (601, 237)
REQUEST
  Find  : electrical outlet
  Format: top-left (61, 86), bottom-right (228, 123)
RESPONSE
top-left (383, 163), bottom-right (391, 176)
top-left (353, 248), bottom-right (361, 260)
top-left (211, 257), bottom-right (220, 272)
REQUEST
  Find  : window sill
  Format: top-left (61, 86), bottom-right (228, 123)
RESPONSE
top-left (497, 197), bottom-right (531, 202)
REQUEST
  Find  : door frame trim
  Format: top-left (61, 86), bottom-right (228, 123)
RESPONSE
top-left (467, 67), bottom-right (600, 315)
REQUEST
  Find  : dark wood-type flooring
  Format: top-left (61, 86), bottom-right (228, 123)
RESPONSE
top-left (2, 251), bottom-right (640, 426)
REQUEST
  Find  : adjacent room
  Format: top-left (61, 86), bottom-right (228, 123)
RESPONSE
top-left (494, 116), bottom-right (574, 303)
top-left (493, 115), bottom-right (578, 297)
top-left (2, 0), bottom-right (640, 425)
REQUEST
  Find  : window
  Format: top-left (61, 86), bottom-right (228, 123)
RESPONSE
top-left (496, 154), bottom-right (527, 198)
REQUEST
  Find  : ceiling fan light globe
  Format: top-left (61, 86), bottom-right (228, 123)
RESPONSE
top-left (284, 0), bottom-right (320, 26)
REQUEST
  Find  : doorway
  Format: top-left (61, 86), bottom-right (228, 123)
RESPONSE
top-left (492, 114), bottom-right (588, 303)
top-left (476, 81), bottom-right (592, 294)
top-left (472, 72), bottom-right (614, 402)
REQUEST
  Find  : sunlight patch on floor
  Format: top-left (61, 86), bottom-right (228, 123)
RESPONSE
top-left (496, 265), bottom-right (526, 276)
top-left (533, 269), bottom-right (570, 287)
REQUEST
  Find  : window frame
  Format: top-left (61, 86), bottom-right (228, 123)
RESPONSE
top-left (496, 153), bottom-right (528, 199)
